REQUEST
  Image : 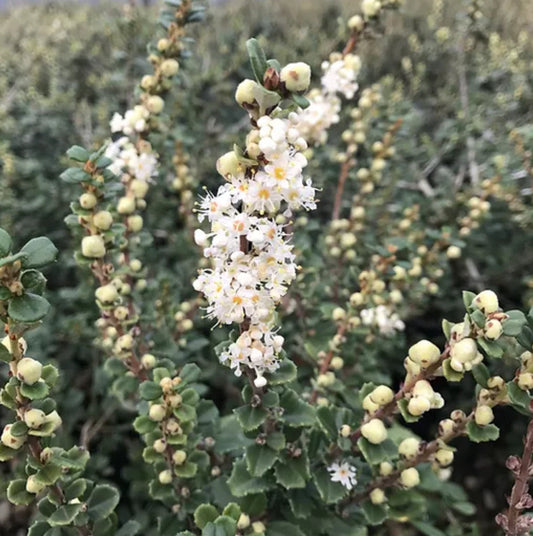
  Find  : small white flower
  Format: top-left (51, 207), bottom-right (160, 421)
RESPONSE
top-left (327, 461), bottom-right (357, 490)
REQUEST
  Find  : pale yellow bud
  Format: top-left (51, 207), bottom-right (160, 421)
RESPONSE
top-left (369, 488), bottom-right (386, 504)
top-left (81, 235), bottom-right (106, 258)
top-left (361, 418), bottom-right (387, 444)
top-left (280, 62), bottom-right (311, 92)
top-left (400, 467), bottom-right (420, 488)
top-left (474, 405), bottom-right (494, 426)
top-left (472, 290), bottom-right (499, 314)
top-left (93, 210), bottom-right (113, 230)
top-left (235, 79), bottom-right (259, 107)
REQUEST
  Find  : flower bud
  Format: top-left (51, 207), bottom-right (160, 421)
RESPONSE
top-left (340, 424), bottom-right (351, 438)
top-left (398, 437), bottom-right (420, 459)
top-left (173, 450), bottom-right (187, 465)
top-left (131, 179), bottom-right (149, 198)
top-left (235, 79), bottom-right (259, 107)
top-left (45, 410), bottom-right (62, 432)
top-left (1, 424), bottom-right (26, 449)
top-left (140, 75), bottom-right (156, 90)
top-left (408, 396), bottom-right (431, 416)
top-left (79, 192), bottom-right (97, 210)
top-left (153, 439), bottom-right (167, 453)
top-left (400, 467), bottom-right (420, 488)
top-left (439, 419), bottom-right (455, 436)
top-left (380, 461), bottom-right (393, 476)
top-left (435, 448), bottom-right (454, 466)
top-left (474, 405), bottom-right (494, 426)
top-left (330, 356), bottom-right (344, 370)
top-left (26, 475), bottom-right (46, 494)
top-left (161, 59), bottom-right (179, 77)
top-left (518, 373), bottom-right (533, 391)
top-left (348, 14), bottom-right (364, 31)
top-left (280, 62), bottom-right (311, 92)
top-left (127, 215), bottom-right (144, 232)
top-left (16, 357), bottom-right (42, 385)
top-left (472, 290), bottom-right (499, 314)
top-left (149, 404), bottom-right (166, 422)
top-left (237, 513), bottom-right (251, 530)
top-left (157, 38), bottom-right (169, 51)
top-left (252, 521), bottom-right (266, 534)
top-left (93, 210), bottom-right (113, 230)
top-left (361, 418), bottom-right (387, 444)
top-left (147, 95), bottom-right (164, 114)
top-left (369, 488), bottom-right (386, 504)
top-left (216, 151), bottom-right (242, 178)
top-left (408, 340), bottom-right (441, 368)
top-left (450, 338), bottom-right (480, 372)
top-left (116, 334), bottom-right (133, 352)
top-left (370, 385), bottom-right (394, 406)
top-left (159, 470), bottom-right (172, 484)
top-left (484, 319), bottom-right (503, 340)
top-left (24, 409), bottom-right (47, 429)
top-left (117, 196), bottom-right (136, 215)
top-left (95, 284), bottom-right (118, 304)
top-left (81, 235), bottom-right (106, 258)
top-left (332, 307), bottom-right (346, 321)
top-left (362, 394), bottom-right (380, 414)
top-left (446, 245), bottom-right (461, 259)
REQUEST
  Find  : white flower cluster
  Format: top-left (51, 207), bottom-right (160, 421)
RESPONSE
top-left (105, 137), bottom-right (158, 183)
top-left (194, 112), bottom-right (317, 386)
top-left (110, 105), bottom-right (151, 136)
top-left (295, 53), bottom-right (361, 145)
top-left (360, 305), bottom-right (405, 335)
top-left (327, 461), bottom-right (357, 490)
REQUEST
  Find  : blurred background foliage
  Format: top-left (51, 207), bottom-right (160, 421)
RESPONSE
top-left (1, 0), bottom-right (533, 533)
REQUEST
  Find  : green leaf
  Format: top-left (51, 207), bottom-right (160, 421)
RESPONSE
top-left (267, 521), bottom-right (305, 536)
top-left (411, 520), bottom-right (447, 536)
top-left (316, 406), bottom-right (338, 440)
top-left (21, 270), bottom-right (47, 295)
top-left (477, 338), bottom-right (504, 358)
top-left (466, 421), bottom-right (499, 443)
top-left (0, 228), bottom-right (13, 257)
top-left (462, 291), bottom-right (476, 310)
top-left (227, 460), bottom-right (274, 497)
top-left (20, 237), bottom-right (58, 269)
top-left (222, 503), bottom-right (241, 521)
top-left (279, 389), bottom-right (315, 427)
top-left (8, 293), bottom-right (50, 323)
top-left (507, 381), bottom-right (531, 414)
top-left (67, 145), bottom-right (90, 162)
top-left (442, 359), bottom-right (465, 382)
top-left (0, 443), bottom-right (17, 461)
top-left (41, 365), bottom-right (59, 388)
top-left (7, 479), bottom-right (35, 505)
top-left (133, 416), bottom-right (158, 434)
top-left (194, 504), bottom-right (219, 529)
top-left (397, 399), bottom-right (420, 423)
top-left (266, 431), bottom-right (286, 451)
top-left (180, 363), bottom-right (201, 383)
top-left (274, 452), bottom-right (309, 489)
top-left (28, 522), bottom-right (51, 536)
top-left (234, 404), bottom-right (268, 431)
top-left (0, 251), bottom-right (27, 268)
top-left (10, 420), bottom-right (29, 436)
top-left (503, 311), bottom-right (527, 336)
top-left (246, 443), bottom-right (278, 477)
top-left (174, 461), bottom-right (198, 478)
top-left (358, 438), bottom-right (397, 465)
top-left (292, 94), bottom-right (310, 109)
top-left (361, 501), bottom-right (389, 525)
top-left (441, 319), bottom-right (452, 339)
top-left (313, 467), bottom-right (346, 504)
top-left (21, 380), bottom-right (49, 400)
top-left (60, 167), bottom-right (90, 184)
top-left (64, 479), bottom-right (87, 502)
top-left (116, 521), bottom-right (141, 536)
top-left (0, 344), bottom-right (11, 363)
top-left (48, 504), bottom-right (82, 526)
top-left (34, 464), bottom-right (62, 485)
top-left (174, 404), bottom-right (196, 422)
top-left (268, 359), bottom-right (297, 385)
top-left (139, 381), bottom-right (163, 401)
top-left (472, 363), bottom-right (490, 388)
top-left (246, 38), bottom-right (268, 83)
top-left (86, 484), bottom-right (120, 520)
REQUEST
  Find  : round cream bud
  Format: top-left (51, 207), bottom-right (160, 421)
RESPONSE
top-left (340, 232), bottom-right (357, 248)
top-left (361, 418), bottom-right (387, 444)
top-left (330, 356), bottom-right (344, 370)
top-left (317, 372), bottom-right (335, 387)
top-left (127, 215), bottom-right (143, 232)
top-left (169, 394), bottom-right (182, 408)
top-left (487, 376), bottom-right (505, 390)
top-left (153, 439), bottom-right (167, 453)
top-left (474, 405), bottom-right (494, 426)
top-left (140, 74), bottom-right (156, 90)
top-left (181, 319), bottom-right (193, 331)
top-left (16, 358), bottom-right (42, 385)
top-left (390, 289), bottom-right (403, 304)
top-left (398, 437), bottom-right (420, 459)
top-left (117, 196), bottom-right (136, 215)
top-left (114, 306), bottom-right (128, 321)
top-left (216, 151), bottom-right (241, 178)
top-left (173, 450), bottom-right (187, 465)
top-left (1, 424), bottom-right (26, 449)
top-left (400, 467), bottom-right (420, 488)
top-left (369, 488), bottom-right (386, 505)
top-left (93, 210), bottom-right (113, 230)
top-left (157, 38), bottom-right (169, 51)
top-left (160, 59), bottom-right (179, 77)
top-left (350, 292), bottom-right (363, 306)
top-left (435, 448), bottom-right (454, 466)
top-left (79, 192), bottom-right (97, 210)
top-left (237, 513), bottom-right (251, 530)
top-left (340, 424), bottom-right (351, 438)
top-left (450, 338), bottom-right (478, 364)
top-left (472, 290), bottom-right (499, 314)
top-left (408, 396), bottom-right (431, 416)
top-left (332, 307), bottom-right (346, 321)
top-left (149, 404), bottom-right (166, 422)
top-left (484, 319), bottom-right (503, 340)
top-left (235, 79), bottom-right (259, 107)
top-left (280, 62), bottom-right (311, 92)
top-left (81, 235), bottom-right (106, 258)
top-left (46, 410), bottom-right (62, 431)
top-left (408, 340), bottom-right (441, 368)
top-left (129, 259), bottom-right (142, 272)
top-left (159, 470), bottom-right (172, 484)
top-left (24, 409), bottom-right (47, 429)
top-left (362, 394), bottom-right (380, 414)
top-left (147, 95), bottom-right (164, 114)
top-left (131, 179), bottom-right (149, 198)
top-left (348, 14), bottom-right (364, 31)
top-left (95, 284), bottom-right (118, 304)
top-left (439, 419), bottom-right (455, 436)
top-left (252, 521), bottom-right (266, 534)
top-left (370, 385), bottom-right (394, 406)
top-left (26, 475), bottom-right (46, 494)
top-left (379, 461), bottom-right (393, 476)
top-left (446, 245), bottom-right (461, 259)
top-left (518, 373), bottom-right (533, 391)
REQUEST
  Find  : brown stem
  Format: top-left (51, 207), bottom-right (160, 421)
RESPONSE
top-left (332, 158), bottom-right (354, 221)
